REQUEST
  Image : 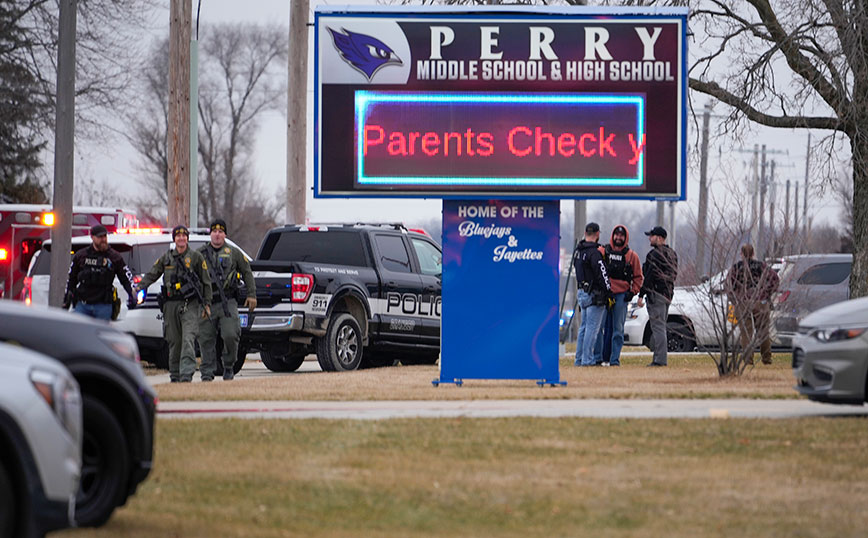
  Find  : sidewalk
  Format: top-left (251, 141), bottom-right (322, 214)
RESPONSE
top-left (156, 398), bottom-right (868, 420)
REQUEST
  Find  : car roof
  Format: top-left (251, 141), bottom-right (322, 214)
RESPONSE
top-left (782, 253), bottom-right (852, 262)
top-left (44, 233), bottom-right (213, 245)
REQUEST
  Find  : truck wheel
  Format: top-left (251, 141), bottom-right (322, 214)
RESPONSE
top-left (143, 340), bottom-right (169, 370)
top-left (400, 351), bottom-right (440, 366)
top-left (214, 345), bottom-right (247, 376)
top-left (0, 460), bottom-right (15, 538)
top-left (76, 395), bottom-right (130, 527)
top-left (316, 313), bottom-right (363, 371)
top-left (667, 322), bottom-right (696, 352)
top-left (261, 350), bottom-right (305, 372)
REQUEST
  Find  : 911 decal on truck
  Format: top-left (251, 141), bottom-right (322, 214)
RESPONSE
top-left (239, 224), bottom-right (442, 372)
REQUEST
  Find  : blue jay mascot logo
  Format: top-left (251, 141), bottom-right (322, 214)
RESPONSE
top-left (328, 27), bottom-right (402, 81)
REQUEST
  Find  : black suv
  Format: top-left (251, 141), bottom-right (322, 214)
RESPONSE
top-left (0, 300), bottom-right (156, 527)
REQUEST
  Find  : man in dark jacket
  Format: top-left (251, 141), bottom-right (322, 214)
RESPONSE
top-left (726, 243), bottom-right (780, 365)
top-left (63, 225), bottom-right (136, 320)
top-left (638, 226), bottom-right (678, 366)
top-left (574, 222), bottom-right (612, 366)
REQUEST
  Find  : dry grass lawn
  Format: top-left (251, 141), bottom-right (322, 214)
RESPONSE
top-left (55, 417), bottom-right (868, 538)
top-left (155, 351), bottom-right (799, 402)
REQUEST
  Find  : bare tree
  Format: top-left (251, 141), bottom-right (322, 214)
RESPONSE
top-left (686, 1), bottom-right (866, 298)
top-left (14, 0), bottom-right (156, 137)
top-left (128, 23), bottom-right (287, 254)
top-left (128, 38), bottom-right (170, 207)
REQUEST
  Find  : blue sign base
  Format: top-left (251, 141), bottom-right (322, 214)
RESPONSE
top-left (437, 200), bottom-right (564, 386)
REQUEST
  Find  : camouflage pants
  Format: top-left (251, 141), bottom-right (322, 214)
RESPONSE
top-left (163, 299), bottom-right (201, 381)
top-left (198, 298), bottom-right (240, 379)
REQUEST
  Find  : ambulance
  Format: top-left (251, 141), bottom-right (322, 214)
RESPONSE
top-left (0, 204), bottom-right (138, 300)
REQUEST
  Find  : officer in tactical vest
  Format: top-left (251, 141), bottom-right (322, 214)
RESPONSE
top-left (197, 218), bottom-right (256, 381)
top-left (592, 225), bottom-right (644, 366)
top-left (135, 225), bottom-right (212, 383)
top-left (63, 224), bottom-right (136, 320)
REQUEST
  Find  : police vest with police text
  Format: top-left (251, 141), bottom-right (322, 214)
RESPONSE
top-left (604, 244), bottom-right (633, 284)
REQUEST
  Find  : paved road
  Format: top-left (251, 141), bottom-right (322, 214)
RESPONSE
top-left (157, 399), bottom-right (868, 419)
top-left (150, 356), bottom-right (868, 420)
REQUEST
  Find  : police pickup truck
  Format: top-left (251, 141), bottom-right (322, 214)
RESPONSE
top-left (240, 223), bottom-right (442, 372)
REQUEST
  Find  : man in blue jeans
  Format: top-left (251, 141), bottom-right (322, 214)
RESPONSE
top-left (592, 225), bottom-right (644, 366)
top-left (573, 222), bottom-right (612, 367)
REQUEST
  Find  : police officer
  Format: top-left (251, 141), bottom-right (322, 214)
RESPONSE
top-left (573, 222), bottom-right (612, 367)
top-left (638, 226), bottom-right (679, 367)
top-left (135, 225), bottom-right (212, 383)
top-left (63, 224), bottom-right (136, 319)
top-left (197, 218), bottom-right (256, 381)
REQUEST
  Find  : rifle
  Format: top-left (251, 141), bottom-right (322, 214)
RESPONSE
top-left (173, 252), bottom-right (211, 320)
top-left (203, 247), bottom-right (231, 317)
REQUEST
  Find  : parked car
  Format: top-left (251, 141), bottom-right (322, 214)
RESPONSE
top-left (0, 342), bottom-right (82, 538)
top-left (27, 229), bottom-right (251, 374)
top-left (792, 296), bottom-right (868, 405)
top-left (0, 300), bottom-right (156, 527)
top-left (623, 270), bottom-right (738, 352)
top-left (773, 253), bottom-right (852, 347)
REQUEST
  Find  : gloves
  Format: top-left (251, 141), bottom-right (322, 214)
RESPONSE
top-left (624, 292), bottom-right (634, 303)
top-left (244, 296), bottom-right (257, 312)
top-left (607, 297), bottom-right (616, 310)
top-left (202, 304), bottom-right (212, 319)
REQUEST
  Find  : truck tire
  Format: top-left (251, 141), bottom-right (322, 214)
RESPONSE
top-left (152, 340), bottom-right (169, 370)
top-left (315, 313), bottom-right (363, 371)
top-left (261, 350), bottom-right (305, 372)
top-left (0, 460), bottom-right (14, 538)
top-left (400, 351), bottom-right (440, 366)
top-left (214, 344), bottom-right (247, 376)
top-left (76, 395), bottom-right (130, 527)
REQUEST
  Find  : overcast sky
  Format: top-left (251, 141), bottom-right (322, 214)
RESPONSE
top-left (73, 0), bottom-right (846, 235)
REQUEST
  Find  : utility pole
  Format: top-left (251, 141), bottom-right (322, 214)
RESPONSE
top-left (758, 145), bottom-right (767, 257)
top-left (168, 0), bottom-right (191, 227)
top-left (785, 179), bottom-right (791, 254)
top-left (803, 133), bottom-right (811, 237)
top-left (286, 0), bottom-right (309, 225)
top-left (570, 199), bottom-right (586, 341)
top-left (749, 145), bottom-right (759, 247)
top-left (48, 0), bottom-right (76, 308)
top-left (189, 2), bottom-right (201, 227)
top-left (794, 184), bottom-right (800, 250)
top-left (696, 102), bottom-right (711, 277)
top-left (769, 161), bottom-right (776, 256)
top-left (668, 201), bottom-right (676, 249)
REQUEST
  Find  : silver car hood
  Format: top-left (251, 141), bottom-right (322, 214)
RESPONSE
top-left (799, 296), bottom-right (868, 328)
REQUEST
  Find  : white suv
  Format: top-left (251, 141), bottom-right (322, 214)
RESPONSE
top-left (623, 271), bottom-right (737, 352)
top-left (27, 230), bottom-right (251, 372)
top-left (0, 341), bottom-right (82, 537)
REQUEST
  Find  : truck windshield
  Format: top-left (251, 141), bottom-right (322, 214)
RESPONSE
top-left (261, 230), bottom-right (367, 266)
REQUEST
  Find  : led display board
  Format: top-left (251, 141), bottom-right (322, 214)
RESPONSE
top-left (315, 6), bottom-right (688, 199)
